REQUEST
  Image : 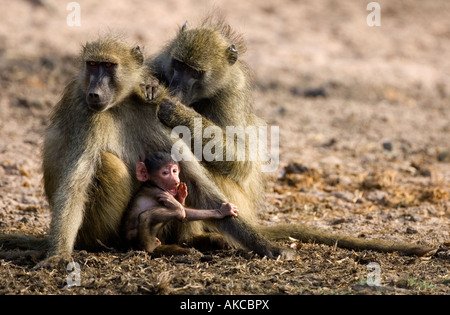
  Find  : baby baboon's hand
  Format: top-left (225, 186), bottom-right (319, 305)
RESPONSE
top-left (157, 191), bottom-right (184, 211)
top-left (175, 182), bottom-right (188, 205)
top-left (218, 202), bottom-right (239, 219)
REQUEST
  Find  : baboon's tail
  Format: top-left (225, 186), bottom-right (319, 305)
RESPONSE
top-left (0, 233), bottom-right (49, 251)
top-left (260, 224), bottom-right (436, 257)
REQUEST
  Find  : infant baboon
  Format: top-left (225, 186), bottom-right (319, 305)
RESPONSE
top-left (122, 152), bottom-right (238, 253)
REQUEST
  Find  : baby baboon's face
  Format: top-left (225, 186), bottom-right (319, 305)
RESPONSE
top-left (153, 163), bottom-right (180, 196)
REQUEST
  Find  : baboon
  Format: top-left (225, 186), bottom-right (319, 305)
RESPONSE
top-left (0, 35), bottom-right (280, 260)
top-left (149, 15), bottom-right (265, 230)
top-left (122, 152), bottom-right (238, 253)
top-left (147, 16), bottom-right (436, 257)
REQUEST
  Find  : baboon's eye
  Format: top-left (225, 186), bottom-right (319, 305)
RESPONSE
top-left (191, 68), bottom-right (204, 80)
top-left (87, 61), bottom-right (97, 67)
top-left (172, 59), bottom-right (183, 70)
top-left (105, 62), bottom-right (113, 68)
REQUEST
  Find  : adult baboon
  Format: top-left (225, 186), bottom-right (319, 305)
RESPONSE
top-left (149, 15), bottom-right (265, 228)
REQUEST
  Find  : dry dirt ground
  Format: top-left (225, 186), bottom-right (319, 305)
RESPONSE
top-left (0, 0), bottom-right (449, 296)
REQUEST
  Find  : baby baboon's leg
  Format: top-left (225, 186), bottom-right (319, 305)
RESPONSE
top-left (137, 208), bottom-right (183, 253)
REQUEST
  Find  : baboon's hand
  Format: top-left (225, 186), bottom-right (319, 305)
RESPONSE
top-left (175, 182), bottom-right (188, 205)
top-left (218, 202), bottom-right (239, 218)
top-left (142, 76), bottom-right (161, 101)
top-left (157, 191), bottom-right (184, 211)
top-left (157, 98), bottom-right (179, 126)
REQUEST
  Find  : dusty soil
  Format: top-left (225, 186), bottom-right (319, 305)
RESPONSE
top-left (0, 0), bottom-right (449, 296)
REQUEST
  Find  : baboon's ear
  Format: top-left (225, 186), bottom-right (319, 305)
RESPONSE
top-left (181, 20), bottom-right (189, 32)
top-left (226, 44), bottom-right (238, 65)
top-left (131, 46), bottom-right (144, 65)
top-left (136, 161), bottom-right (149, 182)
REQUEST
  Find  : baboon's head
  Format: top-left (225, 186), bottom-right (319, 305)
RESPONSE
top-left (81, 36), bottom-right (144, 112)
top-left (164, 20), bottom-right (245, 105)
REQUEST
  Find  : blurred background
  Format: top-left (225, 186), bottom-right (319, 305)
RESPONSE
top-left (0, 0), bottom-right (449, 161)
